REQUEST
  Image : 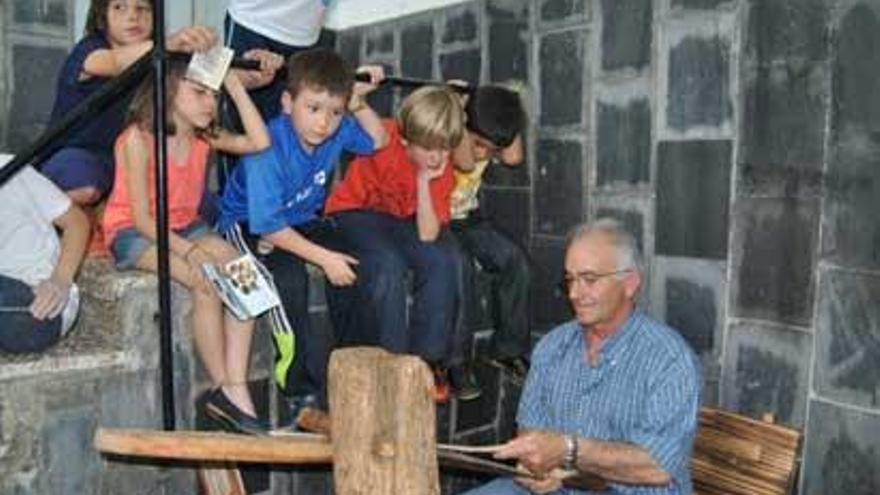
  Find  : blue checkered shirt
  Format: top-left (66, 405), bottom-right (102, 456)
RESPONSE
top-left (518, 310), bottom-right (701, 494)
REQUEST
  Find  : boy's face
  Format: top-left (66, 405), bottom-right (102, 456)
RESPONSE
top-left (468, 131), bottom-right (503, 163)
top-left (404, 141), bottom-right (450, 174)
top-left (282, 85), bottom-right (347, 152)
top-left (106, 0), bottom-right (152, 47)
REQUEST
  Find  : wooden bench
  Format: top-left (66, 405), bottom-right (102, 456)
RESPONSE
top-left (693, 408), bottom-right (803, 495)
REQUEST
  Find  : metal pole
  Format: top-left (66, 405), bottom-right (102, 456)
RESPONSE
top-left (152, 0), bottom-right (175, 431)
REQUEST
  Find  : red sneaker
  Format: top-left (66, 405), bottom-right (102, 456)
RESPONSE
top-left (432, 367), bottom-right (451, 404)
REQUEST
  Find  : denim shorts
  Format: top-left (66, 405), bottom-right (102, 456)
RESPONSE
top-left (111, 220), bottom-right (212, 269)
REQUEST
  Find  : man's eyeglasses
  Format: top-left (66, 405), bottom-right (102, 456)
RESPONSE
top-left (559, 270), bottom-right (631, 291)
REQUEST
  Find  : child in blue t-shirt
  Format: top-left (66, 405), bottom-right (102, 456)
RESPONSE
top-left (218, 47), bottom-right (387, 425)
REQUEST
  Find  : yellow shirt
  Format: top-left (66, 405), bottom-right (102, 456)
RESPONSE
top-left (450, 159), bottom-right (490, 220)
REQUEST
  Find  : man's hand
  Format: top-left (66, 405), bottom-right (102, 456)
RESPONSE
top-left (319, 250), bottom-right (358, 286)
top-left (495, 430), bottom-right (567, 477)
top-left (29, 276), bottom-right (72, 320)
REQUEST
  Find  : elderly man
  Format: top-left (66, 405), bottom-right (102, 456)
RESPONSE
top-left (464, 219), bottom-right (700, 494)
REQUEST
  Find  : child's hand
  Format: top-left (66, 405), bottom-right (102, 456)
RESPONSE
top-left (223, 69), bottom-right (244, 92)
top-left (350, 65), bottom-right (385, 109)
top-left (238, 49), bottom-right (284, 89)
top-left (29, 276), bottom-right (71, 320)
top-left (167, 25), bottom-right (216, 53)
top-left (446, 79), bottom-right (471, 106)
top-left (417, 160), bottom-right (448, 182)
top-left (319, 251), bottom-right (359, 287)
top-left (184, 245), bottom-right (215, 294)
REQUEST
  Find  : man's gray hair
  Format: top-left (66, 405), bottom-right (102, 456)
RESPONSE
top-left (565, 218), bottom-right (643, 274)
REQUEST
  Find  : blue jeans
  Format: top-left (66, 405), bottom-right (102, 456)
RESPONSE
top-left (461, 478), bottom-right (539, 494)
top-left (0, 274), bottom-right (62, 353)
top-left (332, 210), bottom-right (458, 363)
top-left (449, 212), bottom-right (531, 365)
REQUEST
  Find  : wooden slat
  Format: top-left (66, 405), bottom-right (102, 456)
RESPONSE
top-left (95, 428), bottom-right (333, 464)
top-left (693, 408), bottom-right (802, 495)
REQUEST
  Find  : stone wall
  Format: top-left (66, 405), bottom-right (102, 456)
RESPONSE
top-left (2, 0), bottom-right (880, 493)
top-left (337, 1), bottom-right (880, 493)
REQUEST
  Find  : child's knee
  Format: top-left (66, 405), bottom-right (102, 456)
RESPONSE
top-left (68, 186), bottom-right (102, 205)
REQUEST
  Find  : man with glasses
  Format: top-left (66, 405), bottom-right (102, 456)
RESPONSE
top-left (463, 218), bottom-right (700, 494)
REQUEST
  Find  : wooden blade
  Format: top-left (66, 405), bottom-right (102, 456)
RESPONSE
top-left (94, 428), bottom-right (333, 464)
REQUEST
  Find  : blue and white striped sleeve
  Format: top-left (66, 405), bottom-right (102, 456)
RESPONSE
top-left (629, 357), bottom-right (701, 483)
top-left (516, 331), bottom-right (560, 431)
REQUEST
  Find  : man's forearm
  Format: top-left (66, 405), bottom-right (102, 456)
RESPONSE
top-left (574, 438), bottom-right (670, 486)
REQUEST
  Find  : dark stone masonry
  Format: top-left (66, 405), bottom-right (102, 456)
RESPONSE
top-left (2, 0), bottom-right (880, 494)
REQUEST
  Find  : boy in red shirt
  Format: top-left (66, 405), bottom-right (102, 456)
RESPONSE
top-left (325, 86), bottom-right (466, 401)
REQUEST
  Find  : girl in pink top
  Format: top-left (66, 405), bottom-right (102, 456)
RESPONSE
top-left (103, 60), bottom-right (271, 433)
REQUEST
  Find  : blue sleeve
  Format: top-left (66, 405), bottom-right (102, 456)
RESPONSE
top-left (516, 332), bottom-right (557, 431)
top-left (629, 356), bottom-right (701, 484)
top-left (63, 35), bottom-right (110, 86)
top-left (243, 148), bottom-right (289, 235)
top-left (338, 114), bottom-right (375, 155)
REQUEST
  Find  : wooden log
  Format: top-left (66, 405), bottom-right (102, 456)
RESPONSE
top-left (328, 347), bottom-right (439, 495)
top-left (94, 429), bottom-right (333, 464)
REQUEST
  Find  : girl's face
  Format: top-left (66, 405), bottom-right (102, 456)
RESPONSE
top-left (105, 0), bottom-right (152, 47)
top-left (173, 79), bottom-right (218, 131)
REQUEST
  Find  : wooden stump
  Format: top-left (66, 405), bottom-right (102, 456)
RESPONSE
top-left (329, 347), bottom-right (439, 495)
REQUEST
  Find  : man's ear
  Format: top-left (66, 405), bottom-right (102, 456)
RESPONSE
top-left (281, 91), bottom-right (294, 114)
top-left (623, 270), bottom-right (642, 299)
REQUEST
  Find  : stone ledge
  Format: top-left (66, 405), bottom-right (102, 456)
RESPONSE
top-left (0, 257), bottom-right (185, 379)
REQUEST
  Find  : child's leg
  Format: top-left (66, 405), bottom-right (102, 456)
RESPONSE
top-left (134, 246), bottom-right (231, 397)
top-left (391, 223), bottom-right (458, 363)
top-left (447, 228), bottom-right (476, 368)
top-left (40, 147), bottom-right (113, 207)
top-left (0, 274), bottom-right (64, 353)
top-left (456, 219), bottom-right (531, 361)
top-left (193, 234), bottom-right (257, 415)
top-left (334, 211), bottom-right (409, 353)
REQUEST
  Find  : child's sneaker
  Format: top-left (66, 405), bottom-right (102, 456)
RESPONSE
top-left (449, 364), bottom-right (482, 401)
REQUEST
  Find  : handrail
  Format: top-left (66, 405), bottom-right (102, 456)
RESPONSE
top-left (0, 51), bottom-right (152, 187)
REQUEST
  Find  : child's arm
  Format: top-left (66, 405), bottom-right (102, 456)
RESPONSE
top-left (209, 71), bottom-right (271, 155)
top-left (349, 65), bottom-right (389, 150)
top-left (499, 134), bottom-right (525, 166)
top-left (29, 204), bottom-right (89, 320)
top-left (81, 26), bottom-right (216, 79)
top-left (415, 162), bottom-right (447, 242)
top-left (452, 132), bottom-right (477, 172)
top-left (263, 228), bottom-right (358, 286)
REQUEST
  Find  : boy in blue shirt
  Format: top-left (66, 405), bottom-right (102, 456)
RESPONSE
top-left (218, 48), bottom-right (387, 426)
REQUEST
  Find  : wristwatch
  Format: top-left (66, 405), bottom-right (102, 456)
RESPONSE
top-left (563, 434), bottom-right (579, 470)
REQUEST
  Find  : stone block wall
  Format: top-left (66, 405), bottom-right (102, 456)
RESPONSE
top-left (0, 0), bottom-right (74, 154)
top-left (337, 1), bottom-right (880, 493)
top-left (3, 0), bottom-right (880, 492)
